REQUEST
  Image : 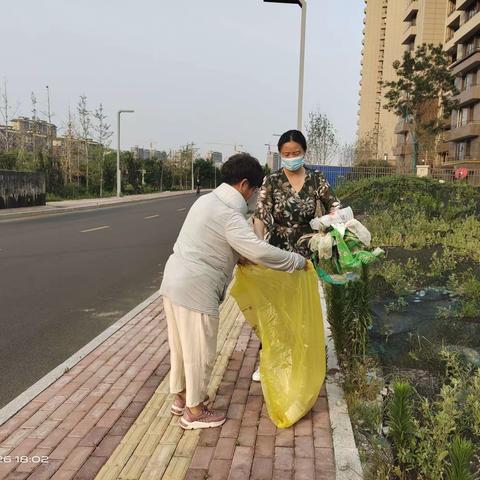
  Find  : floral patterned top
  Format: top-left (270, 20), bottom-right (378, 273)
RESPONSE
top-left (254, 168), bottom-right (340, 257)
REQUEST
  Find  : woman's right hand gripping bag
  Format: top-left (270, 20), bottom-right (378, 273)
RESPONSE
top-left (230, 263), bottom-right (326, 428)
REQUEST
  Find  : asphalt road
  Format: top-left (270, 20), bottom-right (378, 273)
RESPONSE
top-left (0, 194), bottom-right (198, 408)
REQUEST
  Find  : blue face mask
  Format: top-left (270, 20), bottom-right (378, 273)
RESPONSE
top-left (281, 155), bottom-right (305, 172)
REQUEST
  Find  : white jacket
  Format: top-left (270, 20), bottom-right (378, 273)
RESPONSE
top-left (159, 183), bottom-right (305, 316)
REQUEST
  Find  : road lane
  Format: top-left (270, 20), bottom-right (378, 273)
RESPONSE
top-left (0, 194), bottom-right (197, 407)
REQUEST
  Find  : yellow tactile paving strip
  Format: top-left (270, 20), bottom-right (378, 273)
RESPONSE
top-left (94, 297), bottom-right (245, 480)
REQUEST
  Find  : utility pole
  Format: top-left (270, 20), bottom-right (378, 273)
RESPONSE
top-left (190, 142), bottom-right (196, 190)
top-left (263, 0), bottom-right (307, 130)
top-left (31, 92), bottom-right (37, 166)
top-left (297, 0), bottom-right (307, 130)
top-left (46, 85), bottom-right (51, 123)
top-left (2, 80), bottom-right (10, 152)
top-left (116, 109), bottom-right (134, 197)
top-left (45, 85), bottom-right (53, 152)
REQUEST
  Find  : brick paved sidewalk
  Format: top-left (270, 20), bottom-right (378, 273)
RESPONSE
top-left (0, 296), bottom-right (169, 480)
top-left (0, 295), bottom-right (336, 480)
top-left (184, 325), bottom-right (335, 480)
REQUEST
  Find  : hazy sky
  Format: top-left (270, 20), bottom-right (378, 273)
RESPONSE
top-left (3, 0), bottom-right (364, 163)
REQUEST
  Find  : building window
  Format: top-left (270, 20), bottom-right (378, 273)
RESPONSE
top-left (448, 1), bottom-right (456, 16)
top-left (447, 27), bottom-right (455, 42)
top-left (466, 1), bottom-right (480, 21)
top-left (466, 139), bottom-right (472, 157)
top-left (456, 108), bottom-right (470, 126)
top-left (465, 39), bottom-right (476, 55)
top-left (468, 105), bottom-right (475, 122)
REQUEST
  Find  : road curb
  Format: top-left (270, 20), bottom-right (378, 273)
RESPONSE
top-left (0, 190), bottom-right (207, 221)
top-left (319, 286), bottom-right (364, 480)
top-left (0, 290), bottom-right (162, 427)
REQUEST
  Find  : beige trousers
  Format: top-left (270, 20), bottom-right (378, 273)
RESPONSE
top-left (163, 296), bottom-right (219, 408)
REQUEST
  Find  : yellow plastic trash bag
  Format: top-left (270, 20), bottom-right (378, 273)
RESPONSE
top-left (230, 262), bottom-right (326, 428)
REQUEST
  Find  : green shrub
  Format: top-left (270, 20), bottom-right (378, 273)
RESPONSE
top-left (446, 437), bottom-right (476, 480)
top-left (386, 381), bottom-right (416, 470)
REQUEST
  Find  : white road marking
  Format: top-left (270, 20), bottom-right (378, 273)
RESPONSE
top-left (81, 225), bottom-right (110, 233)
top-left (177, 207), bottom-right (186, 212)
top-left (144, 214), bottom-right (159, 219)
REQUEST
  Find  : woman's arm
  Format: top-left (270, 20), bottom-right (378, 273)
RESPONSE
top-left (317, 174), bottom-right (341, 213)
top-left (253, 217), bottom-right (266, 240)
top-left (253, 175), bottom-right (274, 238)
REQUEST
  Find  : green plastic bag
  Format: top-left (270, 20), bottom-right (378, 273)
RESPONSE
top-left (312, 227), bottom-right (383, 285)
top-left (230, 263), bottom-right (326, 428)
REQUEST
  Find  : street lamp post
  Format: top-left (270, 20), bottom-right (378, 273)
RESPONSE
top-left (117, 109), bottom-right (134, 198)
top-left (263, 0), bottom-right (307, 130)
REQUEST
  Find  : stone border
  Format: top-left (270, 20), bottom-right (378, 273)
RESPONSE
top-left (0, 291), bottom-right (162, 427)
top-left (319, 286), bottom-right (364, 480)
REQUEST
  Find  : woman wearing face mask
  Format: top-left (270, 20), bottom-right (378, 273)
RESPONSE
top-left (253, 129), bottom-right (340, 258)
top-left (249, 129), bottom-right (340, 383)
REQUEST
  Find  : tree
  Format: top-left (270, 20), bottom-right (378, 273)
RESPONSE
top-left (383, 43), bottom-right (459, 170)
top-left (31, 92), bottom-right (38, 166)
top-left (77, 95), bottom-right (91, 191)
top-left (0, 79), bottom-right (18, 153)
top-left (93, 104), bottom-right (112, 197)
top-left (305, 111), bottom-right (338, 165)
top-left (355, 126), bottom-right (386, 165)
top-left (339, 142), bottom-right (355, 167)
top-left (60, 108), bottom-right (78, 184)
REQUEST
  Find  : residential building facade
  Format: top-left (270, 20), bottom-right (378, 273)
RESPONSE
top-left (0, 117), bottom-right (57, 153)
top-left (443, 0), bottom-right (480, 170)
top-left (266, 151), bottom-right (280, 171)
top-left (358, 0), bottom-right (449, 167)
top-left (358, 0), bottom-right (405, 164)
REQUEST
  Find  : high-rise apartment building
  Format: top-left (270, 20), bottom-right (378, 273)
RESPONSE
top-left (358, 0), bottom-right (448, 165)
top-left (443, 0), bottom-right (480, 169)
top-left (266, 151), bottom-right (280, 171)
top-left (358, 0), bottom-right (405, 163)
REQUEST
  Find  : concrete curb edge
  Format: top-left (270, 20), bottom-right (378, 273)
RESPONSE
top-left (0, 290), bottom-right (162, 427)
top-left (319, 286), bottom-right (364, 480)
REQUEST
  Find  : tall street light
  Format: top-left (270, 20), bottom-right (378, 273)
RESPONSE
top-left (117, 109), bottom-right (134, 197)
top-left (264, 0), bottom-right (307, 130)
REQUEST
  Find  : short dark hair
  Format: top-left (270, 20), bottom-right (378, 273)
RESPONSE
top-left (221, 153), bottom-right (264, 188)
top-left (278, 129), bottom-right (308, 153)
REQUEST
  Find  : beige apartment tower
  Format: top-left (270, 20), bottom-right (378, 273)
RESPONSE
top-left (358, 0), bottom-right (405, 163)
top-left (443, 0), bottom-right (480, 169)
top-left (358, 0), bottom-right (448, 165)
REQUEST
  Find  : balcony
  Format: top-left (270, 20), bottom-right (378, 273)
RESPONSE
top-left (452, 10), bottom-right (480, 44)
top-left (447, 11), bottom-right (461, 30)
top-left (457, 0), bottom-right (477, 10)
top-left (404, 1), bottom-right (418, 21)
top-left (456, 84), bottom-right (480, 106)
top-left (402, 23), bottom-right (417, 45)
top-left (451, 50), bottom-right (480, 75)
top-left (445, 121), bottom-right (480, 141)
top-left (444, 33), bottom-right (457, 52)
